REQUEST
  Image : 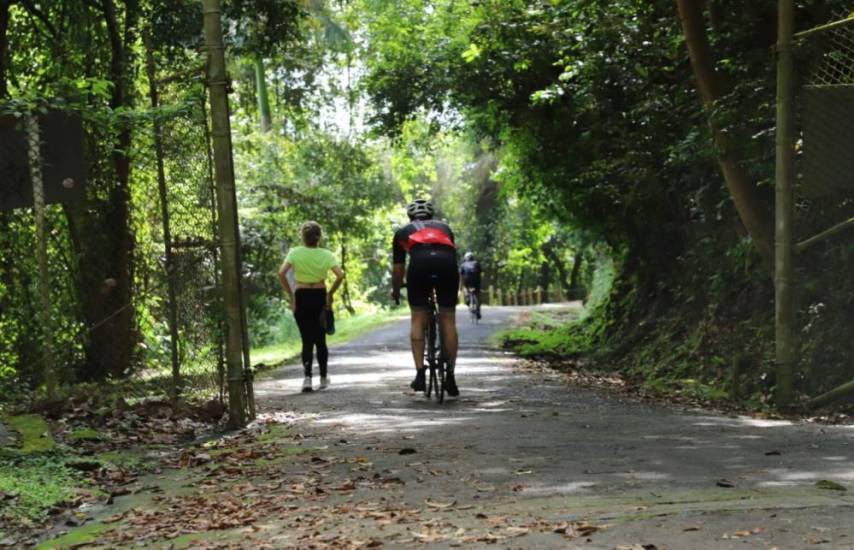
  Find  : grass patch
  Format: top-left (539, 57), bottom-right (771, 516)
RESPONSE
top-left (253, 307), bottom-right (407, 369)
top-left (3, 414), bottom-right (54, 454)
top-left (0, 457), bottom-right (77, 525)
top-left (36, 521), bottom-right (110, 550)
top-left (497, 306), bottom-right (591, 358)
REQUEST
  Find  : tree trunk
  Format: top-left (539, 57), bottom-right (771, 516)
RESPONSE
top-left (542, 239), bottom-right (571, 297)
top-left (0, 0), bottom-right (10, 98)
top-left (568, 248), bottom-right (584, 299)
top-left (538, 260), bottom-right (551, 300)
top-left (68, 0), bottom-right (140, 380)
top-left (340, 240), bottom-right (356, 315)
top-left (145, 32), bottom-right (181, 400)
top-left (676, 0), bottom-right (774, 266)
top-left (98, 0), bottom-right (138, 378)
top-left (254, 57), bottom-right (272, 133)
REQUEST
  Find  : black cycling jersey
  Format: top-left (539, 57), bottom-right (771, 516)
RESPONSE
top-left (392, 220), bottom-right (456, 264)
top-left (392, 220), bottom-right (458, 309)
top-left (459, 260), bottom-right (482, 288)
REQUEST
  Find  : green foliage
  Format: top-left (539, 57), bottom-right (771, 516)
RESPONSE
top-left (0, 456), bottom-right (76, 524)
top-left (1, 0), bottom-right (851, 410)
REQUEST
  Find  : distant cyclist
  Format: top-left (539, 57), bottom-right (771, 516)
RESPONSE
top-left (459, 252), bottom-right (482, 320)
top-left (391, 199), bottom-right (460, 396)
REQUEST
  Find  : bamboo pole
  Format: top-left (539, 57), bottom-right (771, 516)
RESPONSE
top-left (774, 0), bottom-right (796, 408)
top-left (795, 216), bottom-right (854, 254)
top-left (145, 34), bottom-right (181, 402)
top-left (806, 378), bottom-right (854, 410)
top-left (202, 0), bottom-right (251, 427)
top-left (488, 285), bottom-right (495, 306)
top-left (535, 287), bottom-right (542, 305)
top-left (27, 114), bottom-right (56, 400)
top-left (794, 15), bottom-right (854, 40)
top-left (199, 91), bottom-right (226, 404)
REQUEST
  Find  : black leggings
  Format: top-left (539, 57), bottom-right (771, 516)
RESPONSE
top-left (294, 289), bottom-right (328, 377)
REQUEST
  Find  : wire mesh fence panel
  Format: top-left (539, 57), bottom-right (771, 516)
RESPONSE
top-left (792, 9), bottom-right (854, 390)
top-left (127, 76), bottom-right (226, 405)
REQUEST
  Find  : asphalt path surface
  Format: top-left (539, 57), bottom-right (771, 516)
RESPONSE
top-left (254, 304), bottom-right (854, 549)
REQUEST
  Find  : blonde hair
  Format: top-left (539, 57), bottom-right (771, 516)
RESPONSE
top-left (301, 221), bottom-right (322, 246)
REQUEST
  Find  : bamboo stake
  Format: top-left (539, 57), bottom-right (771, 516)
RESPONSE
top-left (202, 0), bottom-right (251, 427)
top-left (806, 378), bottom-right (854, 410)
top-left (27, 114), bottom-right (56, 400)
top-left (795, 216), bottom-right (854, 254)
top-left (199, 91), bottom-right (226, 404)
top-left (794, 15), bottom-right (854, 40)
top-left (775, 0), bottom-right (796, 408)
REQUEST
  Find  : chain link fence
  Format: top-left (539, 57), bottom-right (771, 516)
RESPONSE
top-left (0, 76), bottom-right (231, 409)
top-left (129, 74), bottom-right (227, 404)
top-left (793, 9), bottom-right (854, 393)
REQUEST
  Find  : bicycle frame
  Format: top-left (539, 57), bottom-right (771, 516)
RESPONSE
top-left (424, 289), bottom-right (446, 403)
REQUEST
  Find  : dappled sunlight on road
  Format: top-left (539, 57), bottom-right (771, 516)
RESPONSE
top-left (255, 308), bottom-right (854, 505)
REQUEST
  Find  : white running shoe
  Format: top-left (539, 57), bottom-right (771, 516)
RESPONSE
top-left (302, 376), bottom-right (313, 393)
top-left (320, 376), bottom-right (329, 390)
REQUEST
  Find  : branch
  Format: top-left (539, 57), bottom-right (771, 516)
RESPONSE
top-left (18, 0), bottom-right (59, 39)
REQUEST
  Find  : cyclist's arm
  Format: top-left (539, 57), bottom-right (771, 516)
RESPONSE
top-left (391, 233), bottom-right (407, 301)
top-left (392, 263), bottom-right (405, 301)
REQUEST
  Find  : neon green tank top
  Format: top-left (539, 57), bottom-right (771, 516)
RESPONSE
top-left (285, 246), bottom-right (339, 283)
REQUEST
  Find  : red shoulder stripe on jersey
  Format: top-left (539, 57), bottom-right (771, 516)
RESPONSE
top-left (407, 227), bottom-right (455, 249)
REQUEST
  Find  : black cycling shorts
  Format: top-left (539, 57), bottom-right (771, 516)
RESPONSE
top-left (406, 246), bottom-right (459, 310)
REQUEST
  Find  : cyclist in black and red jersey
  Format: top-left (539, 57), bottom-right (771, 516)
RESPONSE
top-left (460, 251), bottom-right (482, 320)
top-left (391, 199), bottom-right (460, 396)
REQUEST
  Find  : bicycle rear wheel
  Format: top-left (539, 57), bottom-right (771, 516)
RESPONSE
top-left (435, 313), bottom-right (446, 404)
top-left (425, 312), bottom-right (438, 398)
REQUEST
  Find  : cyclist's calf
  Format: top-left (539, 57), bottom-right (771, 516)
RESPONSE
top-left (437, 309), bottom-right (458, 368)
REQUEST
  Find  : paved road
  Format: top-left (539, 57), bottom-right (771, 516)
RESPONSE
top-left (255, 305), bottom-right (854, 548)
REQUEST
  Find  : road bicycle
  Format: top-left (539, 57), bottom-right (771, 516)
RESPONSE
top-left (465, 287), bottom-right (479, 324)
top-left (424, 288), bottom-right (447, 403)
top-left (394, 284), bottom-right (447, 403)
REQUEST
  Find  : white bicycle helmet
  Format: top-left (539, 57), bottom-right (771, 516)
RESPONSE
top-left (406, 199), bottom-right (434, 220)
top-left (464, 252), bottom-right (475, 261)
